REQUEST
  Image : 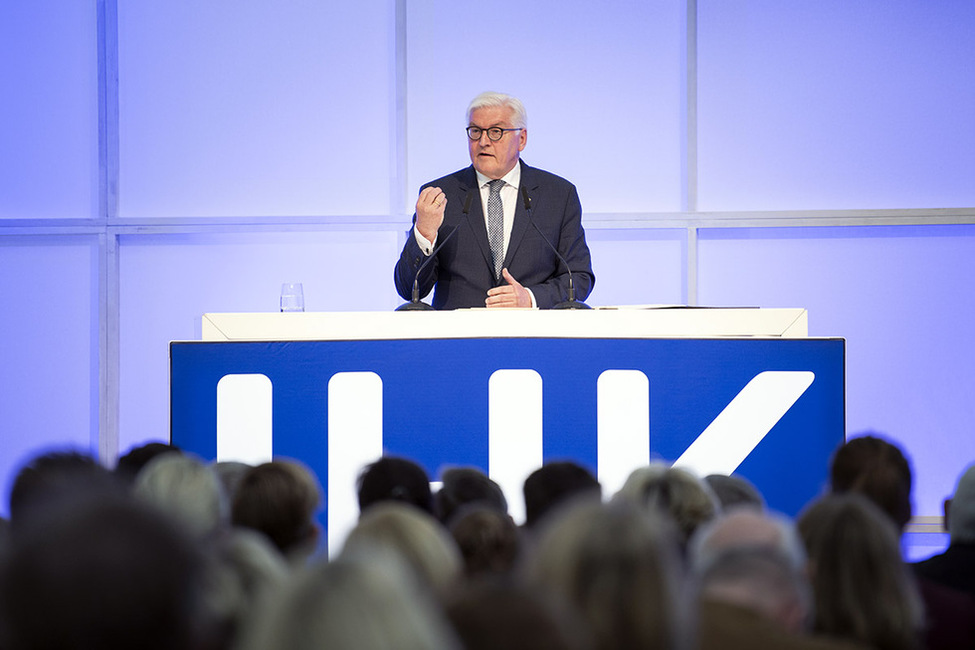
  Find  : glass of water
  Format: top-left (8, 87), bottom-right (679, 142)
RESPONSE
top-left (280, 282), bottom-right (305, 312)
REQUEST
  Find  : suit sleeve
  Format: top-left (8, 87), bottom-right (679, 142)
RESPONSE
top-left (393, 220), bottom-right (438, 302)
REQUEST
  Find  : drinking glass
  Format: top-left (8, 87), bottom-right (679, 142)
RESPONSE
top-left (280, 282), bottom-right (305, 312)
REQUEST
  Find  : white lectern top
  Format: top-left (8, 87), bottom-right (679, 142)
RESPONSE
top-left (200, 307), bottom-right (808, 341)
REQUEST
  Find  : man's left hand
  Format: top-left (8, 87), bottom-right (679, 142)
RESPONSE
top-left (485, 268), bottom-right (532, 308)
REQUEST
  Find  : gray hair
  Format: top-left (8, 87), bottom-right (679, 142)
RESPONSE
top-left (949, 463), bottom-right (975, 543)
top-left (689, 508), bottom-right (807, 576)
top-left (134, 453), bottom-right (226, 538)
top-left (701, 546), bottom-right (813, 633)
top-left (689, 510), bottom-right (812, 634)
top-left (614, 463), bottom-right (720, 547)
top-left (467, 91), bottom-right (528, 130)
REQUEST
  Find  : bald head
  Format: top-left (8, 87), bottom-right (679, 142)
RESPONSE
top-left (689, 509), bottom-right (811, 634)
top-left (690, 509), bottom-right (806, 573)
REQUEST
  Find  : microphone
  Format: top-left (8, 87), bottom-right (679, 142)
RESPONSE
top-left (521, 186), bottom-right (591, 310)
top-left (396, 191), bottom-right (473, 311)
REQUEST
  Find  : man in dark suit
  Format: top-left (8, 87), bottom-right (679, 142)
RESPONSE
top-left (394, 92), bottom-right (594, 310)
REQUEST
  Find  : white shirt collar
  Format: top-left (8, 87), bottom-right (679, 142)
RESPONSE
top-left (475, 161), bottom-right (521, 191)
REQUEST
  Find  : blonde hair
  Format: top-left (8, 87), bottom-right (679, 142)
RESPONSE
top-left (525, 499), bottom-right (687, 650)
top-left (238, 552), bottom-right (459, 650)
top-left (341, 502), bottom-right (462, 595)
top-left (798, 494), bottom-right (923, 650)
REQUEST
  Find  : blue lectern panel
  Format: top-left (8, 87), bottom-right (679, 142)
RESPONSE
top-left (171, 337), bottom-right (844, 521)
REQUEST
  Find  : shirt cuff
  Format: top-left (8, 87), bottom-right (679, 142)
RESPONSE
top-left (414, 226), bottom-right (435, 255)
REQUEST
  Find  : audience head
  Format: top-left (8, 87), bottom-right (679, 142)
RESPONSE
top-left (615, 463), bottom-right (720, 548)
top-left (114, 442), bottom-right (182, 487)
top-left (525, 499), bottom-right (685, 650)
top-left (341, 501), bottom-right (462, 595)
top-left (231, 459), bottom-right (322, 561)
top-left (798, 493), bottom-right (923, 650)
top-left (357, 456), bottom-right (434, 515)
top-left (199, 528), bottom-right (289, 649)
top-left (690, 508), bottom-right (806, 574)
top-left (134, 452), bottom-right (226, 539)
top-left (947, 463), bottom-right (975, 544)
top-left (689, 509), bottom-right (811, 634)
top-left (696, 547), bottom-right (813, 636)
top-left (523, 461), bottom-right (601, 528)
top-left (0, 493), bottom-right (204, 650)
top-left (8, 449), bottom-right (121, 531)
top-left (448, 504), bottom-right (521, 578)
top-left (704, 473), bottom-right (766, 512)
top-left (829, 433), bottom-right (913, 531)
top-left (212, 460), bottom-right (252, 506)
top-left (444, 578), bottom-right (588, 650)
top-left (238, 552), bottom-right (460, 650)
top-left (435, 466), bottom-right (507, 524)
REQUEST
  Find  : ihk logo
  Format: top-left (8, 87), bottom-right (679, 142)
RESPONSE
top-left (214, 368), bottom-right (815, 555)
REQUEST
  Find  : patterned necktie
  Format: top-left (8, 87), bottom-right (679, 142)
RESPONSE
top-left (487, 179), bottom-right (505, 280)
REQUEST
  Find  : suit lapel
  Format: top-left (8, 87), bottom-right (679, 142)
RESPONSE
top-left (503, 161), bottom-right (536, 272)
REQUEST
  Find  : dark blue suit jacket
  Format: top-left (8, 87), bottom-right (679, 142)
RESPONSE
top-left (394, 161), bottom-right (594, 310)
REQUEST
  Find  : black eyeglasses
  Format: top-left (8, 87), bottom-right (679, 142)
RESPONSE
top-left (466, 126), bottom-right (523, 142)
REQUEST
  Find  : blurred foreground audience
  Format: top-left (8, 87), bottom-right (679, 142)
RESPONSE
top-left (704, 473), bottom-right (766, 512)
top-left (0, 493), bottom-right (207, 650)
top-left (915, 463), bottom-right (975, 600)
top-left (525, 498), bottom-right (685, 650)
top-left (5, 439), bottom-right (975, 650)
top-left (357, 455), bottom-right (434, 515)
top-left (830, 435), bottom-right (975, 649)
top-left (231, 459), bottom-right (322, 564)
top-left (342, 501), bottom-right (462, 596)
top-left (236, 551), bottom-right (460, 650)
top-left (798, 494), bottom-right (923, 650)
top-left (690, 508), bottom-right (866, 650)
top-left (615, 462), bottom-right (720, 551)
top-left (522, 460), bottom-right (601, 528)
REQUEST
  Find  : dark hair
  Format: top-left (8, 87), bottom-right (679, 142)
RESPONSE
top-left (704, 473), bottom-right (766, 511)
top-left (444, 578), bottom-right (587, 650)
top-left (523, 461), bottom-right (601, 528)
top-left (356, 456), bottom-right (433, 515)
top-left (435, 467), bottom-right (507, 525)
top-left (231, 460), bottom-right (320, 555)
top-left (115, 442), bottom-right (183, 487)
top-left (829, 434), bottom-right (912, 530)
top-left (449, 505), bottom-right (520, 578)
top-left (9, 450), bottom-right (121, 530)
top-left (0, 494), bottom-right (203, 650)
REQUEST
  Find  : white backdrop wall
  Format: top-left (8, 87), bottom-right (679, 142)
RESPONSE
top-left (2, 1), bottom-right (974, 549)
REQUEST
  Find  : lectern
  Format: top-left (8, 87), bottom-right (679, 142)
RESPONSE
top-left (171, 308), bottom-right (844, 554)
